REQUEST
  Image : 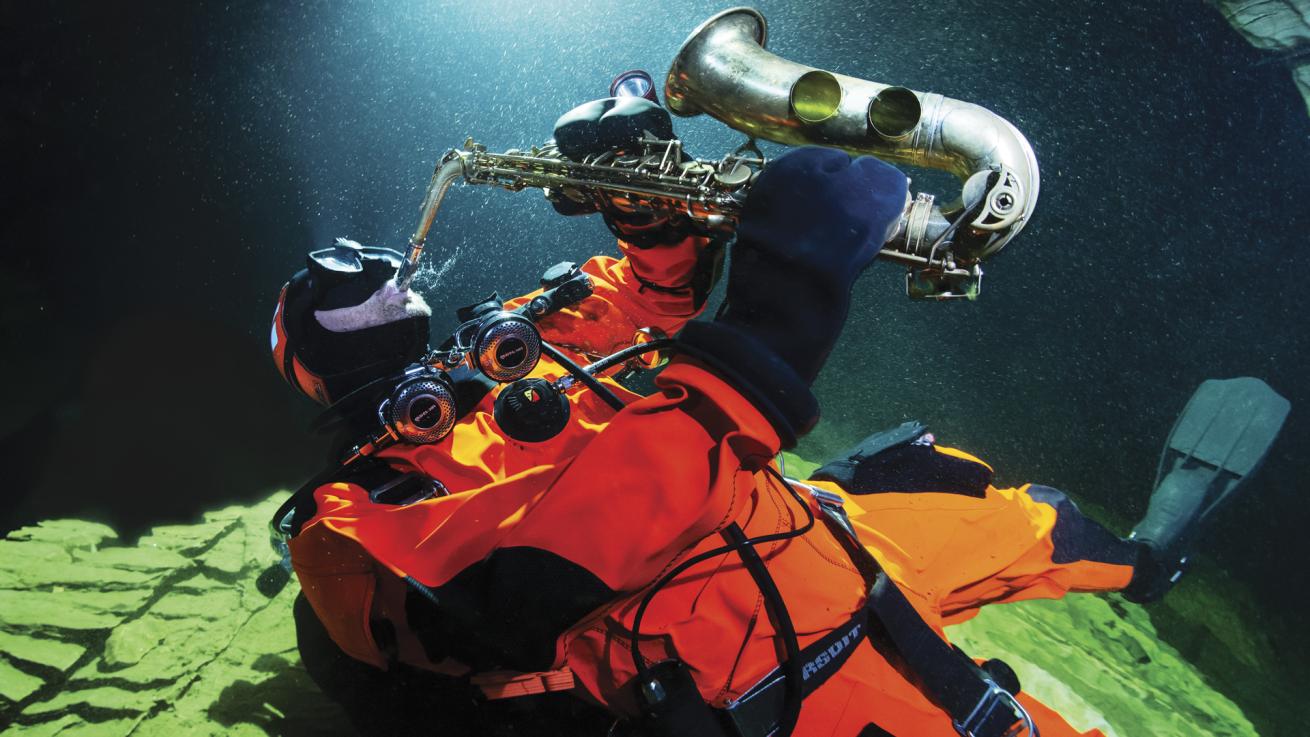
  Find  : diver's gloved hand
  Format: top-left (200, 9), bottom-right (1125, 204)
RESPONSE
top-left (679, 147), bottom-right (909, 445)
top-left (272, 239), bottom-right (431, 405)
top-left (553, 96), bottom-right (677, 160)
top-left (550, 96), bottom-right (694, 248)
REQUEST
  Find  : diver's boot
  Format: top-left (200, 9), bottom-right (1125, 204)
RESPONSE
top-left (1122, 377), bottom-right (1290, 603)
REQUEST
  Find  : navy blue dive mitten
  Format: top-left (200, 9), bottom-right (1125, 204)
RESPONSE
top-left (680, 147), bottom-right (908, 445)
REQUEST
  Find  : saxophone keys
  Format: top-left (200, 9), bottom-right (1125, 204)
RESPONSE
top-left (713, 160), bottom-right (752, 188)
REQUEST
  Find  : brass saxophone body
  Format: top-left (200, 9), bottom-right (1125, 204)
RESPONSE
top-left (397, 7), bottom-right (1041, 301)
top-left (395, 137), bottom-right (761, 290)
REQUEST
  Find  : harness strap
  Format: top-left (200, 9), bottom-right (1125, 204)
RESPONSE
top-left (713, 487), bottom-right (1032, 737)
top-left (721, 606), bottom-right (869, 737)
top-left (809, 490), bottom-right (1036, 737)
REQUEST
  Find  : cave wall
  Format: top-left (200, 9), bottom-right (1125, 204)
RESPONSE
top-left (1211, 0), bottom-right (1310, 114)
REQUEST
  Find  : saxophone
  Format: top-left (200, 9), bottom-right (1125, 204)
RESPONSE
top-left (396, 7), bottom-right (1040, 301)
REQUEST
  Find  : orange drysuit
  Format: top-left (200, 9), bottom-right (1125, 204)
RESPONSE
top-left (289, 236), bottom-right (1135, 737)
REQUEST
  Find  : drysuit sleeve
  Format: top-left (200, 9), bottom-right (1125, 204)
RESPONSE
top-left (504, 234), bottom-right (718, 357)
top-left (290, 357), bottom-right (781, 673)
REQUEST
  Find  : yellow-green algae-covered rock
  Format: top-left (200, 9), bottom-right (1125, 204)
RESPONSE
top-left (948, 597), bottom-right (1257, 737)
top-left (0, 494), bottom-right (352, 736)
top-left (0, 484), bottom-right (1265, 736)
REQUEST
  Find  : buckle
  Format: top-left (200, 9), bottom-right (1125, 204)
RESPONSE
top-left (804, 485), bottom-right (862, 545)
top-left (809, 486), bottom-right (846, 509)
top-left (954, 680), bottom-right (1038, 737)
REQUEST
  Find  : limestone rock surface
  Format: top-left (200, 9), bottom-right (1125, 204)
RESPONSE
top-left (0, 488), bottom-right (1262, 736)
top-left (1214, 0), bottom-right (1310, 50)
top-left (0, 494), bottom-right (352, 737)
top-left (1211, 0), bottom-right (1310, 114)
top-left (948, 597), bottom-right (1257, 737)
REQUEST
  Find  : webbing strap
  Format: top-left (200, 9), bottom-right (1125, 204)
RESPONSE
top-left (721, 606), bottom-right (869, 737)
top-left (471, 667), bottom-right (576, 700)
top-left (810, 494), bottom-right (1032, 737)
top-left (866, 575), bottom-right (1027, 737)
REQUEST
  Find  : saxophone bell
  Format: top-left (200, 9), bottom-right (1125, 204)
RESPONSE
top-left (665, 7), bottom-right (1041, 299)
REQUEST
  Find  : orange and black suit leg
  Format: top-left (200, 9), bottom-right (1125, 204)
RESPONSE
top-left (1023, 484), bottom-right (1147, 591)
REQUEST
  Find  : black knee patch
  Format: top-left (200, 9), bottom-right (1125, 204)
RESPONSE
top-left (1026, 485), bottom-right (1140, 568)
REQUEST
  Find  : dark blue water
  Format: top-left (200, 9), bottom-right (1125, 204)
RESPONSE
top-left (3, 0), bottom-right (1307, 730)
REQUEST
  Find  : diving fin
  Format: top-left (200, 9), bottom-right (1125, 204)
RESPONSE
top-left (1125, 377), bottom-right (1290, 602)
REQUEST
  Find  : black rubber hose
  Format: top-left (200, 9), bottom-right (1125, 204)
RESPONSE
top-left (581, 338), bottom-right (677, 375)
top-left (723, 522), bottom-right (803, 737)
top-left (628, 471), bottom-right (815, 670)
top-left (629, 543), bottom-right (736, 679)
top-left (540, 341), bottom-right (626, 411)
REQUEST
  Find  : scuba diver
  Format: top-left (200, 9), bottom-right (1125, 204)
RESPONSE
top-left (268, 77), bottom-right (1290, 737)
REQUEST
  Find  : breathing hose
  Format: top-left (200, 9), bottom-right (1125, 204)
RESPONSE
top-left (724, 520), bottom-right (804, 737)
top-left (540, 342), bottom-right (627, 411)
top-left (581, 338), bottom-right (676, 375)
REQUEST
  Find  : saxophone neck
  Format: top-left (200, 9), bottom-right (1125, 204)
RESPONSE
top-left (397, 149), bottom-right (469, 290)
